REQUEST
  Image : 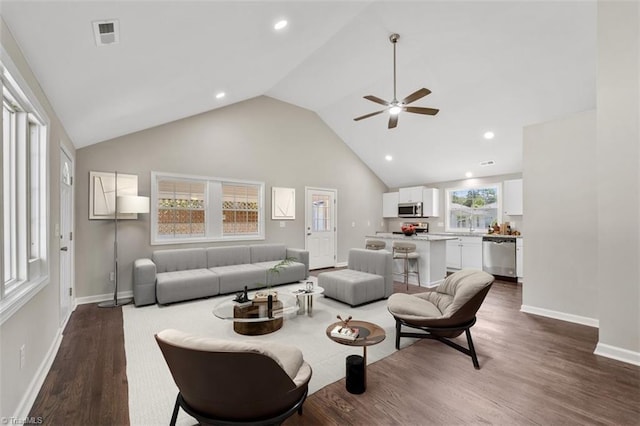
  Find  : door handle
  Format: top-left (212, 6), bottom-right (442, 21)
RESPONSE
top-left (306, 233), bottom-right (312, 236)
top-left (60, 246), bottom-right (68, 251)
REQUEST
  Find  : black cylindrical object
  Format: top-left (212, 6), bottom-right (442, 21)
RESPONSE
top-left (345, 355), bottom-right (365, 394)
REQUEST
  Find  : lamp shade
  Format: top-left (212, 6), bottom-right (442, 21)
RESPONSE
top-left (117, 195), bottom-right (150, 214)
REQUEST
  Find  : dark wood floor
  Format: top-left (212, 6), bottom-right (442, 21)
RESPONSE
top-left (30, 277), bottom-right (640, 425)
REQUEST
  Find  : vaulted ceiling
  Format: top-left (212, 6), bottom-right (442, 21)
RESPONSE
top-left (1, 1), bottom-right (596, 188)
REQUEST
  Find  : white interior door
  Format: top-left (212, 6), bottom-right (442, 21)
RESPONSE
top-left (59, 148), bottom-right (73, 325)
top-left (305, 188), bottom-right (337, 270)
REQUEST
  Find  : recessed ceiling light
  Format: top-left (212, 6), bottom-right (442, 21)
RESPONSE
top-left (465, 171), bottom-right (473, 178)
top-left (479, 160), bottom-right (495, 167)
top-left (215, 92), bottom-right (225, 99)
top-left (385, 155), bottom-right (393, 161)
top-left (483, 131), bottom-right (495, 140)
top-left (274, 20), bottom-right (288, 30)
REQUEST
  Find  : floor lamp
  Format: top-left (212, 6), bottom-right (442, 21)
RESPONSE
top-left (99, 180), bottom-right (150, 308)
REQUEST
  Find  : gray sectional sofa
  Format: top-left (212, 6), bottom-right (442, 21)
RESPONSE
top-left (133, 243), bottom-right (309, 306)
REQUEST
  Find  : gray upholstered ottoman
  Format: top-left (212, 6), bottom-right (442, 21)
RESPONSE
top-left (318, 248), bottom-right (393, 306)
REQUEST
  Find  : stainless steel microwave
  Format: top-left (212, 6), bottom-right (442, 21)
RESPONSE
top-left (398, 202), bottom-right (423, 217)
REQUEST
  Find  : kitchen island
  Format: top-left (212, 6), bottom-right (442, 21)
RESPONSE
top-left (365, 233), bottom-right (457, 287)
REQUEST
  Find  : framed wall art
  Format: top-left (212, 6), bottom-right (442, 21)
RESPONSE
top-left (271, 187), bottom-right (295, 220)
top-left (89, 171), bottom-right (139, 219)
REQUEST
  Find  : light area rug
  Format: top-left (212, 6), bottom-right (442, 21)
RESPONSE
top-left (123, 279), bottom-right (414, 426)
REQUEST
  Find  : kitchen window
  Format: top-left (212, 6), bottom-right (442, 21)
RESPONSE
top-left (445, 185), bottom-right (501, 233)
top-left (1, 56), bottom-right (50, 324)
top-left (151, 172), bottom-right (264, 244)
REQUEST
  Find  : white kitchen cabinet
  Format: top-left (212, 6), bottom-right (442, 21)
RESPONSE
top-left (504, 179), bottom-right (523, 215)
top-left (422, 188), bottom-right (439, 217)
top-left (516, 238), bottom-right (524, 280)
top-left (382, 192), bottom-right (399, 218)
top-left (446, 236), bottom-right (483, 270)
top-left (446, 239), bottom-right (462, 268)
top-left (398, 186), bottom-right (425, 203)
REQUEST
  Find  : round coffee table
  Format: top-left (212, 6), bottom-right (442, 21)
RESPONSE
top-left (213, 293), bottom-right (297, 335)
top-left (326, 320), bottom-right (386, 394)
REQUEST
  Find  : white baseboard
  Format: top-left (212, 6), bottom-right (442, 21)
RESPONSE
top-left (75, 290), bottom-right (134, 305)
top-left (520, 304), bottom-right (599, 328)
top-left (594, 343), bottom-right (640, 366)
top-left (14, 327), bottom-right (64, 420)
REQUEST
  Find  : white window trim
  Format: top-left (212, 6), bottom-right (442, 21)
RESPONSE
top-left (0, 45), bottom-right (50, 325)
top-left (444, 183), bottom-right (502, 233)
top-left (150, 171), bottom-right (265, 245)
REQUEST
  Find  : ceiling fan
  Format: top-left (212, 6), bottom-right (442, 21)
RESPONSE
top-left (354, 33), bottom-right (439, 129)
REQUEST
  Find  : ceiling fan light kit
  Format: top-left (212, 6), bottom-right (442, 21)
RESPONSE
top-left (354, 33), bottom-right (439, 129)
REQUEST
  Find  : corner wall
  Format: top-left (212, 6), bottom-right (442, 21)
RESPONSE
top-left (75, 96), bottom-right (388, 299)
top-left (522, 110), bottom-right (598, 324)
top-left (594, 0), bottom-right (639, 363)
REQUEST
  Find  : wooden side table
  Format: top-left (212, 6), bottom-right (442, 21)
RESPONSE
top-left (326, 320), bottom-right (386, 394)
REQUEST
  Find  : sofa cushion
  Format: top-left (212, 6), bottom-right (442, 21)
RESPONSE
top-left (153, 248), bottom-right (207, 273)
top-left (210, 264), bottom-right (266, 294)
top-left (207, 246), bottom-right (251, 267)
top-left (250, 244), bottom-right (286, 263)
top-left (156, 269), bottom-right (219, 304)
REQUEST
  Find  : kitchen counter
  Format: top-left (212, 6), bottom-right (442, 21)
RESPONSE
top-left (369, 233), bottom-right (457, 241)
top-left (365, 234), bottom-right (450, 287)
top-left (429, 232), bottom-right (523, 239)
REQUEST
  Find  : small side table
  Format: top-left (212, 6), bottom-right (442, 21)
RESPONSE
top-left (291, 286), bottom-right (324, 317)
top-left (325, 320), bottom-right (386, 394)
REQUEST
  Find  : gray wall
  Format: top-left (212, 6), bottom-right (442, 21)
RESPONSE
top-left (75, 96), bottom-right (388, 299)
top-left (521, 0), bottom-right (639, 363)
top-left (522, 110), bottom-right (598, 320)
top-left (595, 1), bottom-right (639, 358)
top-left (0, 18), bottom-right (76, 417)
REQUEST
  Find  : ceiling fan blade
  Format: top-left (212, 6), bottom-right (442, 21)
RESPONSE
top-left (404, 106), bottom-right (440, 116)
top-left (363, 95), bottom-right (390, 106)
top-left (402, 88), bottom-right (431, 105)
top-left (388, 114), bottom-right (398, 129)
top-left (354, 110), bottom-right (386, 121)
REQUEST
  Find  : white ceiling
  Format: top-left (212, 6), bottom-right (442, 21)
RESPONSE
top-left (0, 1), bottom-right (596, 188)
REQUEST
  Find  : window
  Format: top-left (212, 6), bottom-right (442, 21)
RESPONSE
top-left (151, 172), bottom-right (264, 244)
top-left (445, 185), bottom-right (501, 233)
top-left (1, 55), bottom-right (49, 323)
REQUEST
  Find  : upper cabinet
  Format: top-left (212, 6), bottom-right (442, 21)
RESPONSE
top-left (422, 187), bottom-right (439, 217)
top-left (503, 179), bottom-right (523, 215)
top-left (382, 192), bottom-right (399, 218)
top-left (397, 186), bottom-right (439, 217)
top-left (398, 186), bottom-right (424, 203)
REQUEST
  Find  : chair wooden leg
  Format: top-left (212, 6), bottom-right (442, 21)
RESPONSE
top-left (465, 328), bottom-right (480, 369)
top-left (170, 394), bottom-right (180, 426)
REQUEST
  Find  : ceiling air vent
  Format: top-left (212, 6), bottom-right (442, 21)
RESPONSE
top-left (92, 20), bottom-right (120, 46)
top-left (479, 160), bottom-right (495, 167)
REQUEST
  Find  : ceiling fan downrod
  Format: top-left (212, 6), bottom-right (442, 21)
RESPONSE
top-left (390, 33), bottom-right (399, 105)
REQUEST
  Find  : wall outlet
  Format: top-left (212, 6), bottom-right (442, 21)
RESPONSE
top-left (279, 221), bottom-right (286, 228)
top-left (351, 221), bottom-right (356, 228)
top-left (367, 220), bottom-right (371, 227)
top-left (437, 222), bottom-right (444, 227)
top-left (20, 344), bottom-right (25, 369)
top-left (109, 271), bottom-right (115, 282)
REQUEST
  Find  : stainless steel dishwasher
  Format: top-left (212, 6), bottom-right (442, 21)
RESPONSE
top-left (482, 236), bottom-right (516, 277)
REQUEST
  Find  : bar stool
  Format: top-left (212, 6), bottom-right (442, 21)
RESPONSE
top-left (392, 241), bottom-right (421, 290)
top-left (365, 239), bottom-right (386, 250)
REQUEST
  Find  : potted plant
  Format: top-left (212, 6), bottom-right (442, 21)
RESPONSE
top-left (253, 257), bottom-right (296, 302)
